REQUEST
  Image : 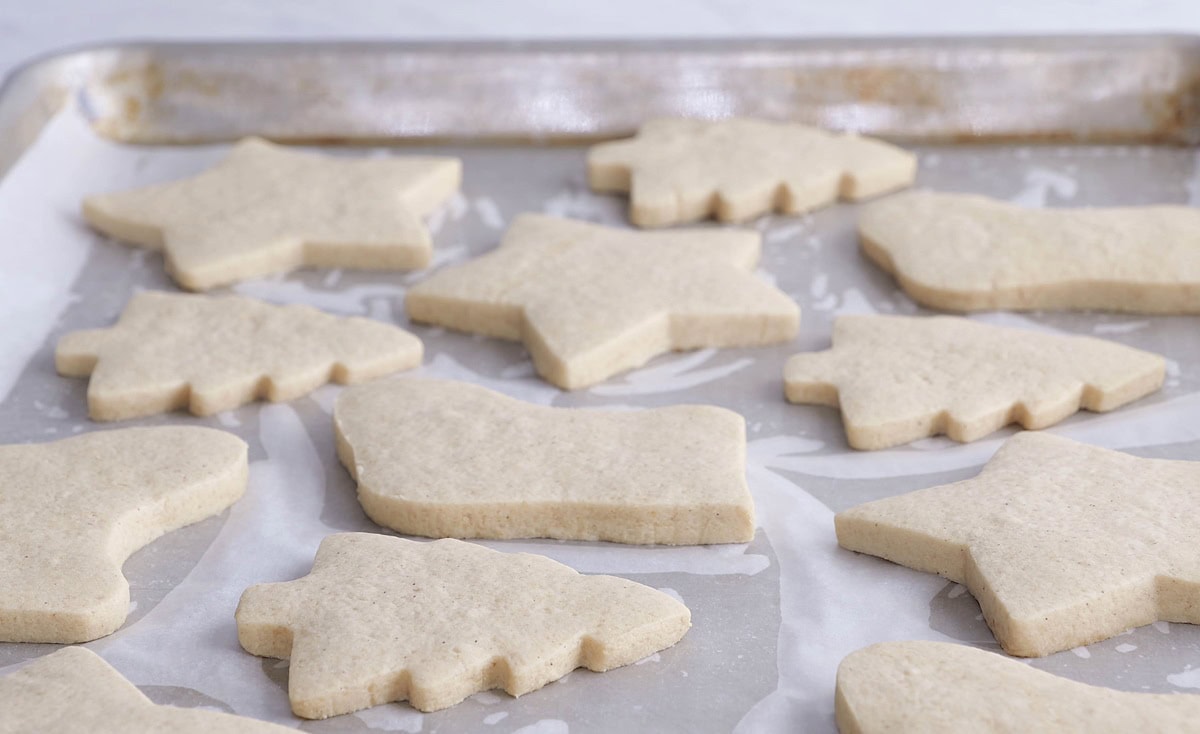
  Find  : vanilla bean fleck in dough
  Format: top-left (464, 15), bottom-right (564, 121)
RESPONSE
top-left (406, 213), bottom-right (799, 389)
top-left (0, 427), bottom-right (247, 643)
top-left (860, 190), bottom-right (1200, 313)
top-left (0, 647), bottom-right (292, 734)
top-left (335, 377), bottom-right (755, 544)
top-left (83, 138), bottom-right (461, 290)
top-left (236, 533), bottom-right (691, 717)
top-left (57, 291), bottom-right (422, 420)
top-left (588, 117), bottom-right (916, 227)
top-left (836, 432), bottom-right (1200, 657)
top-left (785, 314), bottom-right (1164, 449)
top-left (836, 641), bottom-right (1200, 734)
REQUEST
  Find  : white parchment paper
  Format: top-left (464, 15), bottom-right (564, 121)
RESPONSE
top-left (0, 106), bottom-right (1198, 733)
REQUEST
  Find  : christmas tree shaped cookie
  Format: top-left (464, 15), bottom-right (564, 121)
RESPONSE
top-left (836, 432), bottom-right (1200, 657)
top-left (406, 213), bottom-right (799, 389)
top-left (236, 533), bottom-right (691, 717)
top-left (859, 190), bottom-right (1200, 313)
top-left (0, 647), bottom-right (291, 733)
top-left (837, 641), bottom-right (1200, 734)
top-left (84, 138), bottom-right (461, 290)
top-left (0, 426), bottom-right (246, 643)
top-left (335, 378), bottom-right (755, 544)
top-left (784, 315), bottom-right (1164, 449)
top-left (57, 291), bottom-right (422, 420)
top-left (588, 117), bottom-right (917, 226)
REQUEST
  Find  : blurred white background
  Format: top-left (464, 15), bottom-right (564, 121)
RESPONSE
top-left (0, 0), bottom-right (1194, 81)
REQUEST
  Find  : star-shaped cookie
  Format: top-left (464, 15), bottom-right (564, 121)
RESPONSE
top-left (405, 213), bottom-right (799, 389)
top-left (836, 432), bottom-right (1200, 657)
top-left (837, 641), bottom-right (1200, 733)
top-left (0, 647), bottom-right (291, 734)
top-left (83, 138), bottom-right (461, 290)
top-left (0, 426), bottom-right (246, 643)
top-left (57, 291), bottom-right (423, 420)
top-left (859, 190), bottom-right (1200, 313)
top-left (588, 117), bottom-right (917, 227)
top-left (784, 314), bottom-right (1165, 449)
top-left (235, 533), bottom-right (691, 717)
top-left (335, 377), bottom-right (755, 544)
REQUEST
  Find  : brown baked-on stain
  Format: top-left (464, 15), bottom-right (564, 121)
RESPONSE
top-left (1141, 69), bottom-right (1200, 146)
top-left (839, 67), bottom-right (939, 108)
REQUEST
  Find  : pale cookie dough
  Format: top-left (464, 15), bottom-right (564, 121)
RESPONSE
top-left (83, 138), bottom-right (461, 290)
top-left (836, 432), bottom-right (1200, 657)
top-left (334, 377), bottom-right (755, 544)
top-left (0, 426), bottom-right (247, 643)
top-left (0, 647), bottom-right (292, 734)
top-left (588, 117), bottom-right (917, 227)
top-left (236, 532), bottom-right (691, 717)
top-left (859, 190), bottom-right (1200, 313)
top-left (57, 290), bottom-right (422, 420)
top-left (836, 641), bottom-right (1200, 734)
top-left (784, 314), bottom-right (1165, 450)
top-left (406, 213), bottom-right (799, 389)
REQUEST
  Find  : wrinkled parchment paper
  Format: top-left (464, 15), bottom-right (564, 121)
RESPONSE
top-left (1, 107), bottom-right (1198, 733)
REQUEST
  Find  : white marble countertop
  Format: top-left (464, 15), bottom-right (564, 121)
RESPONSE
top-left (2, 0), bottom-right (1198, 82)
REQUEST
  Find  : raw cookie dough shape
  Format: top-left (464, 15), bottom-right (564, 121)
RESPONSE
top-left (0, 427), bottom-right (247, 643)
top-left (236, 533), bottom-right (692, 717)
top-left (587, 117), bottom-right (917, 227)
top-left (83, 137), bottom-right (461, 290)
top-left (835, 432), bottom-right (1200, 657)
top-left (57, 291), bottom-right (423, 420)
top-left (0, 647), bottom-right (292, 734)
top-left (406, 213), bottom-right (799, 389)
top-left (334, 377), bottom-right (755, 544)
top-left (784, 314), bottom-right (1165, 450)
top-left (859, 190), bottom-right (1200, 313)
top-left (836, 641), bottom-right (1200, 734)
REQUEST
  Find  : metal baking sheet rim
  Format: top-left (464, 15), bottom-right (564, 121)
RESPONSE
top-left (2, 34), bottom-right (1200, 176)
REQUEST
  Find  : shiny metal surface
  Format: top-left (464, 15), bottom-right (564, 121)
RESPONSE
top-left (1, 36), bottom-right (1200, 167)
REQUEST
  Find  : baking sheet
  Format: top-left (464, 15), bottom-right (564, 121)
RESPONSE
top-left (1, 100), bottom-right (1199, 733)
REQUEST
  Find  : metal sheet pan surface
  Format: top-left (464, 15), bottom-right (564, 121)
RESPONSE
top-left (0, 38), bottom-right (1198, 734)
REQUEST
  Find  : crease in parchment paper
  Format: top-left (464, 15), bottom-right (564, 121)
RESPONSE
top-left (1, 106), bottom-right (1198, 733)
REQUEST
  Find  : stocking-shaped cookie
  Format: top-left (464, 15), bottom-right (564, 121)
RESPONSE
top-left (57, 291), bottom-right (422, 420)
top-left (0, 647), bottom-right (291, 733)
top-left (236, 533), bottom-right (691, 717)
top-left (0, 426), bottom-right (247, 642)
top-left (406, 213), bottom-right (799, 389)
top-left (836, 432), bottom-right (1200, 656)
top-left (84, 138), bottom-right (461, 290)
top-left (837, 641), bottom-right (1200, 734)
top-left (588, 117), bottom-right (916, 226)
top-left (859, 190), bottom-right (1200, 313)
top-left (335, 377), bottom-right (754, 544)
top-left (785, 314), bottom-right (1164, 449)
